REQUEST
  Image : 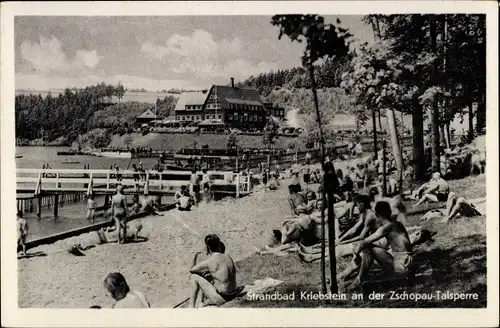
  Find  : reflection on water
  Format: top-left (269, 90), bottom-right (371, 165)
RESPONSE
top-left (16, 147), bottom-right (173, 240)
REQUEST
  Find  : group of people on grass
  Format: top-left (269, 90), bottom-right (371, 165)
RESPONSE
top-left (263, 148), bottom-right (484, 290)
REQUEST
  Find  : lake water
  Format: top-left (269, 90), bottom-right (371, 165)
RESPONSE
top-left (16, 146), bottom-right (173, 241)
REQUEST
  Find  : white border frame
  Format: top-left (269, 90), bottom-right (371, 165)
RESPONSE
top-left (1, 1), bottom-right (498, 327)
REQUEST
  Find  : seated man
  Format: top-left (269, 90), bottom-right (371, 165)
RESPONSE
top-left (470, 149), bottom-right (486, 175)
top-left (189, 235), bottom-right (240, 308)
top-left (413, 172), bottom-right (450, 206)
top-left (140, 195), bottom-right (163, 216)
top-left (104, 272), bottom-right (150, 308)
top-left (338, 201), bottom-right (413, 288)
top-left (420, 192), bottom-right (483, 223)
top-left (288, 184), bottom-right (308, 216)
top-left (290, 171), bottom-right (302, 193)
top-left (369, 187), bottom-right (408, 226)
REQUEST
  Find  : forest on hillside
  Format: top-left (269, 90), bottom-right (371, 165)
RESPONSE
top-left (15, 83), bottom-right (177, 146)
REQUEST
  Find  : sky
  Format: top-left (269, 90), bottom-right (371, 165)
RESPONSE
top-left (15, 15), bottom-right (374, 91)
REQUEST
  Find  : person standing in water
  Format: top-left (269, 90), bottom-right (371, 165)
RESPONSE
top-left (17, 211), bottom-right (29, 256)
top-left (111, 185), bottom-right (128, 244)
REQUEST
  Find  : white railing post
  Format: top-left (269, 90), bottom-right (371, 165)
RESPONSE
top-left (235, 173), bottom-right (240, 198)
top-left (106, 170), bottom-right (110, 190)
top-left (86, 172), bottom-right (93, 196)
top-left (144, 171), bottom-right (150, 195)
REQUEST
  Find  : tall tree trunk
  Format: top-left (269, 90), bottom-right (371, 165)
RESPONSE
top-left (308, 64), bottom-right (328, 294)
top-left (430, 16), bottom-right (441, 173)
top-left (386, 108), bottom-right (404, 192)
top-left (444, 123), bottom-right (451, 148)
top-left (476, 94), bottom-right (485, 135)
top-left (412, 105), bottom-right (426, 182)
top-left (468, 102), bottom-right (474, 143)
top-left (377, 110), bottom-right (387, 195)
top-left (372, 109), bottom-right (378, 159)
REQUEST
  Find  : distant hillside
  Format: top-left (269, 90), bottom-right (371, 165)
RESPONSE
top-left (15, 89), bottom-right (178, 104)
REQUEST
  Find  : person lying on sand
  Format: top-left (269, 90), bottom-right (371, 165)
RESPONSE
top-left (413, 172), bottom-right (450, 207)
top-left (338, 201), bottom-right (413, 290)
top-left (420, 192), bottom-right (483, 223)
top-left (104, 272), bottom-right (150, 308)
top-left (17, 211), bottom-right (28, 256)
top-left (111, 185), bottom-right (128, 244)
top-left (266, 173), bottom-right (280, 191)
top-left (189, 234), bottom-right (240, 308)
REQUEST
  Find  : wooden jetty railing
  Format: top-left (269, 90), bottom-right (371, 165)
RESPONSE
top-left (16, 168), bottom-right (252, 216)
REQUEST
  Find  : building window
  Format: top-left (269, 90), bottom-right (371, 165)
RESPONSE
top-left (218, 114), bottom-right (222, 120)
top-left (228, 114), bottom-right (233, 120)
top-left (234, 113), bottom-right (238, 119)
top-left (211, 114), bottom-right (215, 119)
top-left (205, 115), bottom-right (210, 120)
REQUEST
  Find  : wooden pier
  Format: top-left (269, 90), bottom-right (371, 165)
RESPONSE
top-left (16, 168), bottom-right (252, 216)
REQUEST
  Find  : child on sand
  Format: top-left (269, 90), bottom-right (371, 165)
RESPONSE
top-left (17, 211), bottom-right (29, 256)
top-left (86, 194), bottom-right (97, 223)
top-left (104, 272), bottom-right (150, 308)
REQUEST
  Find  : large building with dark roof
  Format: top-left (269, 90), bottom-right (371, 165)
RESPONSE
top-left (173, 78), bottom-right (284, 130)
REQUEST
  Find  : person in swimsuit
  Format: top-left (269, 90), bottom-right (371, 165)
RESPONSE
top-left (201, 169), bottom-right (212, 201)
top-left (189, 235), bottom-right (239, 308)
top-left (420, 192), bottom-right (483, 223)
top-left (336, 194), bottom-right (378, 247)
top-left (288, 184), bottom-right (308, 216)
top-left (413, 172), bottom-right (450, 206)
top-left (176, 189), bottom-right (193, 211)
top-left (111, 185), bottom-right (128, 244)
top-left (104, 272), bottom-right (150, 308)
top-left (339, 201), bottom-right (413, 288)
top-left (86, 194), bottom-right (97, 223)
top-left (17, 211), bottom-right (29, 256)
top-left (190, 169), bottom-right (201, 206)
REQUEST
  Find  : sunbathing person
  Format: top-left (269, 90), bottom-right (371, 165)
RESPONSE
top-left (336, 194), bottom-right (378, 246)
top-left (17, 211), bottom-right (29, 256)
top-left (373, 174), bottom-right (399, 196)
top-left (176, 190), bottom-right (193, 211)
top-left (189, 234), bottom-right (240, 308)
top-left (369, 187), bottom-right (408, 226)
top-left (266, 173), bottom-right (280, 191)
top-left (420, 192), bottom-right (483, 223)
top-left (338, 201), bottom-right (413, 288)
top-left (104, 272), bottom-right (150, 308)
top-left (413, 172), bottom-right (450, 206)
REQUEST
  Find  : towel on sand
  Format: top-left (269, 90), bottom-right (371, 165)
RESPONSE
top-left (243, 277), bottom-right (285, 295)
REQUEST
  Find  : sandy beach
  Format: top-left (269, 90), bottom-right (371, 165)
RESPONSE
top-left (17, 156), bottom-right (368, 308)
top-left (18, 180), bottom-right (307, 308)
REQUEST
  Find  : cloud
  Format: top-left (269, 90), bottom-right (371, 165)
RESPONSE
top-left (16, 73), bottom-right (207, 92)
top-left (20, 36), bottom-right (101, 73)
top-left (140, 29), bottom-right (276, 80)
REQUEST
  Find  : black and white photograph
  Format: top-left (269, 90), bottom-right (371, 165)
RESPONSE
top-left (1, 1), bottom-right (498, 327)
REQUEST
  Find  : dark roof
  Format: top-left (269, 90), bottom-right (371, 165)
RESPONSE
top-left (211, 85), bottom-right (264, 107)
top-left (136, 109), bottom-right (157, 119)
top-left (174, 91), bottom-right (209, 111)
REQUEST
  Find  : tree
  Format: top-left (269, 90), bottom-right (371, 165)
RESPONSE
top-left (124, 134), bottom-right (133, 149)
top-left (271, 14), bottom-right (350, 295)
top-left (262, 118), bottom-right (279, 149)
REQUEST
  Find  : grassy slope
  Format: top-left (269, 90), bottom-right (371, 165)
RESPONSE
top-left (226, 175), bottom-right (487, 308)
top-left (108, 132), bottom-right (305, 151)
